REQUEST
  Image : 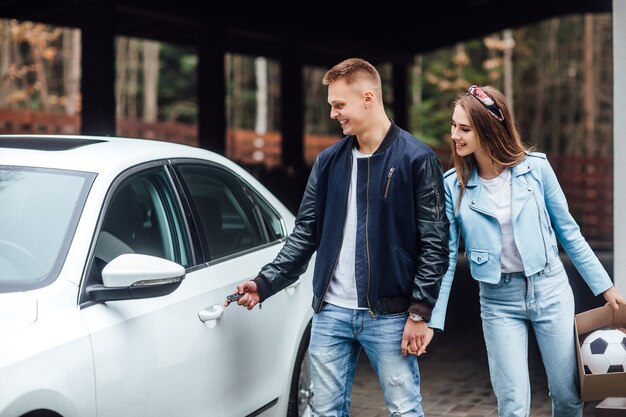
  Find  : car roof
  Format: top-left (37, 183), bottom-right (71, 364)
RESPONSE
top-left (0, 134), bottom-right (236, 174)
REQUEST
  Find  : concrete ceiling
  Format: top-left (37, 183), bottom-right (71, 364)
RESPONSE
top-left (0, 0), bottom-right (612, 66)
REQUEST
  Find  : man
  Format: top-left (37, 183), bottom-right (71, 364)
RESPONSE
top-left (225, 58), bottom-right (449, 416)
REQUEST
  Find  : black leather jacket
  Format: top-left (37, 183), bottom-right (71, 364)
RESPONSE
top-left (254, 123), bottom-right (449, 321)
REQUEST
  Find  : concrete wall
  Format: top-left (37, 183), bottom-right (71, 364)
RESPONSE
top-left (614, 0), bottom-right (625, 293)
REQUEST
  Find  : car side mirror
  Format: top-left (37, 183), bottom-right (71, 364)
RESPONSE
top-left (87, 254), bottom-right (185, 302)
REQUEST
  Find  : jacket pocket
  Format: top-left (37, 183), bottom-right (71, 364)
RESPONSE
top-left (470, 249), bottom-right (488, 265)
top-left (468, 248), bottom-right (496, 282)
top-left (467, 249), bottom-right (500, 282)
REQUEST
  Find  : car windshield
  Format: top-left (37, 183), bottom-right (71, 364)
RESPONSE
top-left (0, 166), bottom-right (95, 292)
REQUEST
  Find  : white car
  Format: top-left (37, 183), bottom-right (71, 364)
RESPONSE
top-left (0, 135), bottom-right (314, 417)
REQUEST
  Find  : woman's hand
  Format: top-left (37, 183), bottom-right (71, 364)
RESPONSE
top-left (402, 322), bottom-right (434, 356)
top-left (603, 286), bottom-right (626, 311)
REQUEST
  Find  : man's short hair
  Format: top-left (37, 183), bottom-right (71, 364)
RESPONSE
top-left (322, 58), bottom-right (381, 87)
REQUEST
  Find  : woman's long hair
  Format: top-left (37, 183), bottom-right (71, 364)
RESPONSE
top-left (451, 85), bottom-right (530, 208)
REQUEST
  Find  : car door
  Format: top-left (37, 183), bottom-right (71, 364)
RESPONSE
top-left (172, 161), bottom-right (308, 416)
top-left (80, 162), bottom-right (306, 417)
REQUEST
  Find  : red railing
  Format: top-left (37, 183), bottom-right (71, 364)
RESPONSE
top-left (226, 129), bottom-right (341, 167)
top-left (0, 108), bottom-right (613, 250)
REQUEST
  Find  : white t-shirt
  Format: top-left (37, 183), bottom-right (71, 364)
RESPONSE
top-left (324, 146), bottom-right (370, 309)
top-left (479, 168), bottom-right (524, 273)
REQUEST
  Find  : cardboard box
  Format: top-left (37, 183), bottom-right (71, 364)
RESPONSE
top-left (595, 397), bottom-right (626, 417)
top-left (574, 304), bottom-right (626, 401)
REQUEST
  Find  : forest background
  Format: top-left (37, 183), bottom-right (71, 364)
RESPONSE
top-left (0, 13), bottom-right (613, 157)
top-left (0, 13), bottom-right (614, 248)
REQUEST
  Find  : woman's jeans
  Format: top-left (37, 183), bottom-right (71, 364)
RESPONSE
top-left (479, 258), bottom-right (583, 417)
top-left (309, 303), bottom-right (424, 417)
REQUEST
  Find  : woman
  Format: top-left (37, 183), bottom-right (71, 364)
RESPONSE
top-left (428, 84), bottom-right (625, 417)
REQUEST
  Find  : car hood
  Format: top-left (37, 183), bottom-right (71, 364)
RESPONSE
top-left (0, 292), bottom-right (37, 337)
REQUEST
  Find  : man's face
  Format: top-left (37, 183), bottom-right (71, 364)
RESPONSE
top-left (327, 79), bottom-right (369, 136)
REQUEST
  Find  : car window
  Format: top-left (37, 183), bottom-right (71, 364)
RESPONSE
top-left (0, 166), bottom-right (94, 292)
top-left (95, 167), bottom-right (190, 270)
top-left (175, 164), bottom-right (265, 260)
top-left (251, 188), bottom-right (286, 242)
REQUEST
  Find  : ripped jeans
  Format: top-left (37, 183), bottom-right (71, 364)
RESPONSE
top-left (479, 259), bottom-right (583, 417)
top-left (309, 303), bottom-right (424, 417)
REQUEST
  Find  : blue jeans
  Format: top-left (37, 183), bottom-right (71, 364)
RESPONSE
top-left (479, 259), bottom-right (583, 417)
top-left (309, 303), bottom-right (424, 417)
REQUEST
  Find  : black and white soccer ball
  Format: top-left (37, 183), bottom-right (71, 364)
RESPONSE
top-left (580, 329), bottom-right (626, 374)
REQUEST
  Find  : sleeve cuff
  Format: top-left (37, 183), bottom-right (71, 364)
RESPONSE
top-left (408, 302), bottom-right (433, 322)
top-left (253, 274), bottom-right (272, 302)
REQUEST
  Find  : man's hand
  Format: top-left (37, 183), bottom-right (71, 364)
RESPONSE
top-left (603, 286), bottom-right (626, 311)
top-left (401, 320), bottom-right (434, 356)
top-left (224, 280), bottom-right (261, 310)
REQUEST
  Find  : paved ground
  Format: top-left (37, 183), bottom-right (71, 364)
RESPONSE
top-left (343, 254), bottom-right (614, 416)
top-left (349, 323), bottom-right (600, 417)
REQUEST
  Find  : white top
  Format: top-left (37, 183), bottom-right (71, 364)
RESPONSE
top-left (324, 146), bottom-right (370, 309)
top-left (479, 168), bottom-right (524, 273)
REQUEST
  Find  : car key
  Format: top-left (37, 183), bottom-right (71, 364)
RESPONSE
top-left (226, 293), bottom-right (243, 303)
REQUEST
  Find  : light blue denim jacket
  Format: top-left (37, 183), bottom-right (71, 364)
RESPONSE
top-left (429, 152), bottom-right (613, 330)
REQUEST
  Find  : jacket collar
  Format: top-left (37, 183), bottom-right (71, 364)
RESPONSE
top-left (463, 155), bottom-right (535, 220)
top-left (466, 155), bottom-right (534, 188)
top-left (511, 155), bottom-right (534, 176)
top-left (348, 120), bottom-right (400, 156)
top-left (373, 121), bottom-right (400, 155)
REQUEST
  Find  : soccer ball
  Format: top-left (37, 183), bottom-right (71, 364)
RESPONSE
top-left (580, 328), bottom-right (626, 374)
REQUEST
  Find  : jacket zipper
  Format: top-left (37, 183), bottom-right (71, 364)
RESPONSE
top-left (384, 167), bottom-right (395, 199)
top-left (468, 204), bottom-right (497, 218)
top-left (543, 208), bottom-right (553, 236)
top-left (525, 175), bottom-right (550, 267)
top-left (366, 158), bottom-right (375, 318)
top-left (536, 198), bottom-right (549, 267)
top-left (434, 188), bottom-right (441, 219)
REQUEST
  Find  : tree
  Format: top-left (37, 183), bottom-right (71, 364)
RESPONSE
top-left (0, 20), bottom-right (63, 111)
top-left (254, 56), bottom-right (267, 135)
top-left (143, 40), bottom-right (159, 125)
top-left (0, 20), bottom-right (11, 105)
top-left (62, 27), bottom-right (80, 117)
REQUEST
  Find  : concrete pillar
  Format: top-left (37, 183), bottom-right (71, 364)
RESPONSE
top-left (80, 3), bottom-right (115, 136)
top-left (280, 54), bottom-right (305, 171)
top-left (392, 62), bottom-right (409, 131)
top-left (614, 0), bottom-right (625, 293)
top-left (198, 26), bottom-right (226, 154)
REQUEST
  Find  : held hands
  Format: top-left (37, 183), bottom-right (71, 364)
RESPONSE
top-left (603, 286), bottom-right (626, 311)
top-left (401, 320), bottom-right (434, 357)
top-left (223, 280), bottom-right (261, 310)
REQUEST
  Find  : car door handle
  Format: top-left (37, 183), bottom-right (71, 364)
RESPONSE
top-left (285, 279), bottom-right (301, 296)
top-left (198, 305), bottom-right (224, 328)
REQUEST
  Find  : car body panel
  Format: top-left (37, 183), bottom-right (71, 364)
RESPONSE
top-left (81, 245), bottom-right (296, 417)
top-left (0, 135), bottom-right (314, 417)
top-left (0, 281), bottom-right (96, 417)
